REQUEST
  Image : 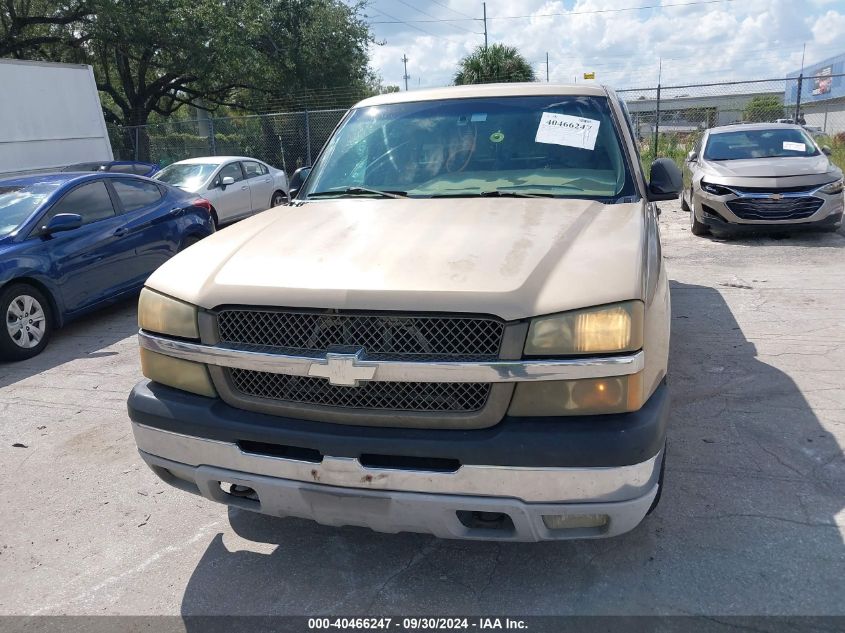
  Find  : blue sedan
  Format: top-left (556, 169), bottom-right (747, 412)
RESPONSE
top-left (0, 172), bottom-right (215, 360)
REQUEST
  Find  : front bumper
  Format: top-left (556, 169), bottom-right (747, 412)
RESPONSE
top-left (127, 381), bottom-right (669, 541)
top-left (692, 186), bottom-right (843, 229)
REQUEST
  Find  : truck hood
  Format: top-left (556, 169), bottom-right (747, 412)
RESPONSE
top-left (702, 155), bottom-right (833, 179)
top-left (146, 197), bottom-right (646, 321)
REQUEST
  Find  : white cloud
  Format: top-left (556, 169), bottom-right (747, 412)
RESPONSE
top-left (365, 0), bottom-right (845, 89)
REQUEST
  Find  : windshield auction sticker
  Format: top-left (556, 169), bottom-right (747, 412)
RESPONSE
top-left (783, 141), bottom-right (806, 152)
top-left (535, 113), bottom-right (600, 150)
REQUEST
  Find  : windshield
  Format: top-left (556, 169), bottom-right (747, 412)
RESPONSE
top-left (154, 163), bottom-right (218, 190)
top-left (704, 128), bottom-right (820, 161)
top-left (0, 185), bottom-right (55, 238)
top-left (303, 95), bottom-right (636, 200)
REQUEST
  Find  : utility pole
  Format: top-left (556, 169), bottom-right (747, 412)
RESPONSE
top-left (402, 54), bottom-right (409, 91)
top-left (653, 57), bottom-right (662, 159)
top-left (545, 52), bottom-right (549, 82)
top-left (482, 2), bottom-right (488, 48)
top-left (795, 42), bottom-right (806, 123)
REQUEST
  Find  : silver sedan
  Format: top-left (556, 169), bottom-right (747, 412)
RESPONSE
top-left (154, 156), bottom-right (289, 227)
top-left (681, 123), bottom-right (843, 236)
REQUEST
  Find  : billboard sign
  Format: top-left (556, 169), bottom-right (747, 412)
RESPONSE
top-left (785, 52), bottom-right (845, 105)
top-left (813, 66), bottom-right (832, 96)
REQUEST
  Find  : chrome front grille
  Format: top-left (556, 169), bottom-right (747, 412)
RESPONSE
top-left (215, 308), bottom-right (505, 414)
top-left (726, 196), bottom-right (823, 221)
top-left (229, 369), bottom-right (491, 412)
top-left (216, 309), bottom-right (505, 361)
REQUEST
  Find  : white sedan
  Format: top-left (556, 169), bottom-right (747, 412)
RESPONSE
top-left (154, 156), bottom-right (289, 226)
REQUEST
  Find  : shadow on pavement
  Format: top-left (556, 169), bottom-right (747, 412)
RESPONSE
top-left (179, 282), bottom-right (843, 617)
top-left (0, 296), bottom-right (138, 390)
top-left (705, 225), bottom-right (844, 247)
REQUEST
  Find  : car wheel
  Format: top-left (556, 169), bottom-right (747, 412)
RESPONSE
top-left (689, 195), bottom-right (709, 236)
top-left (0, 283), bottom-right (53, 361)
top-left (680, 188), bottom-right (690, 212)
top-left (271, 190), bottom-right (288, 208)
top-left (180, 236), bottom-right (201, 251)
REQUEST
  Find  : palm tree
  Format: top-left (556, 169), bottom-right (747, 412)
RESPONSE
top-left (453, 44), bottom-right (536, 85)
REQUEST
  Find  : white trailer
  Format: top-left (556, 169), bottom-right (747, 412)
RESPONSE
top-left (0, 59), bottom-right (113, 177)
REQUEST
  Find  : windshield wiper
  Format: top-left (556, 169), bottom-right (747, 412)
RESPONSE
top-left (481, 190), bottom-right (555, 198)
top-left (308, 186), bottom-right (408, 199)
top-left (429, 190), bottom-right (555, 198)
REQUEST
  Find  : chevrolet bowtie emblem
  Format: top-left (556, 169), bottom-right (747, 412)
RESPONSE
top-left (769, 193), bottom-right (784, 201)
top-left (307, 349), bottom-right (377, 387)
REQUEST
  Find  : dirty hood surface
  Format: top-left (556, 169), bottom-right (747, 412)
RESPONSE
top-left (702, 154), bottom-right (835, 179)
top-left (147, 197), bottom-right (646, 321)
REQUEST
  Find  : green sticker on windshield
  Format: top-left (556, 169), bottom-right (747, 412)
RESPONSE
top-left (489, 130), bottom-right (505, 143)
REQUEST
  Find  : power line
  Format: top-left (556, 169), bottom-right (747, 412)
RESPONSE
top-left (392, 0), bottom-right (479, 35)
top-left (369, 0), bottom-right (739, 23)
top-left (368, 6), bottom-right (469, 42)
top-left (429, 0), bottom-right (476, 20)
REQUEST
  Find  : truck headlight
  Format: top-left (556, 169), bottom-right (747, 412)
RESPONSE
top-left (508, 373), bottom-right (644, 416)
top-left (138, 288), bottom-right (199, 339)
top-left (817, 178), bottom-right (844, 195)
top-left (138, 289), bottom-right (214, 397)
top-left (524, 301), bottom-right (644, 356)
top-left (139, 348), bottom-right (216, 398)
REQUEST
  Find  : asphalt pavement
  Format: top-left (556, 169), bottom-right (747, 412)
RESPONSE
top-left (1, 200), bottom-right (843, 620)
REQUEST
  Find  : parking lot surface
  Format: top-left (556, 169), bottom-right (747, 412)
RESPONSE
top-left (1, 200), bottom-right (843, 617)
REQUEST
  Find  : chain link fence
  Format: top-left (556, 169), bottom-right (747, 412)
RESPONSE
top-left (619, 73), bottom-right (845, 171)
top-left (109, 73), bottom-right (845, 174)
top-left (111, 108), bottom-right (347, 175)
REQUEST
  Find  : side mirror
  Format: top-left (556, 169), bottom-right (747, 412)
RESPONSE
top-left (821, 145), bottom-right (832, 156)
top-left (220, 176), bottom-right (236, 189)
top-left (686, 150), bottom-right (698, 162)
top-left (42, 213), bottom-right (83, 235)
top-left (647, 158), bottom-right (683, 202)
top-left (288, 166), bottom-right (311, 199)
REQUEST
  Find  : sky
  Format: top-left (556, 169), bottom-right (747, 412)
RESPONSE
top-left (363, 0), bottom-right (845, 90)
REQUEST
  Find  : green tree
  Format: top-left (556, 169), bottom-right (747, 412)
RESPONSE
top-left (2, 0), bottom-right (377, 160)
top-left (453, 44), bottom-right (536, 85)
top-left (245, 0), bottom-right (375, 109)
top-left (0, 0), bottom-right (91, 58)
top-left (743, 95), bottom-right (785, 122)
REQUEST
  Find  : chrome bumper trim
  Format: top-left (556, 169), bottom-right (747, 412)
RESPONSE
top-left (138, 330), bottom-right (644, 384)
top-left (132, 422), bottom-right (663, 503)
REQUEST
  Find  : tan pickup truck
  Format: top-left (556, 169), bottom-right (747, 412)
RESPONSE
top-left (127, 83), bottom-right (683, 541)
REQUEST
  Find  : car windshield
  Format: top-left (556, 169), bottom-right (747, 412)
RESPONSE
top-left (0, 184), bottom-right (55, 238)
top-left (154, 163), bottom-right (218, 190)
top-left (303, 95), bottom-right (636, 200)
top-left (704, 128), bottom-right (820, 161)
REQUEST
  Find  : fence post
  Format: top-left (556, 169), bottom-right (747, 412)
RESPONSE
top-left (209, 117), bottom-right (217, 156)
top-left (794, 73), bottom-right (803, 124)
top-left (134, 127), bottom-right (140, 161)
top-left (653, 83), bottom-right (661, 159)
top-left (304, 108), bottom-right (312, 166)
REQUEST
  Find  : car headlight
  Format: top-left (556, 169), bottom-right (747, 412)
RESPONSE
top-left (138, 288), bottom-right (199, 339)
top-left (508, 373), bottom-right (645, 416)
top-left (817, 178), bottom-right (844, 195)
top-left (700, 181), bottom-right (735, 196)
top-left (524, 301), bottom-right (644, 356)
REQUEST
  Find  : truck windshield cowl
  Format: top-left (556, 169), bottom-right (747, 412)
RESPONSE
top-left (303, 95), bottom-right (638, 202)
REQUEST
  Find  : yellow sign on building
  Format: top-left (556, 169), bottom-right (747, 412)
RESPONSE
top-left (583, 72), bottom-right (595, 80)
